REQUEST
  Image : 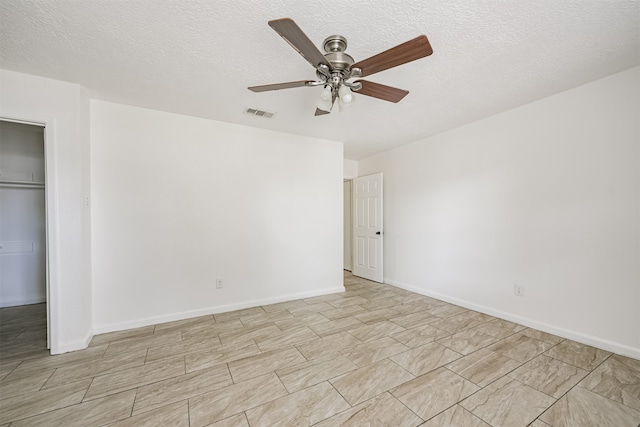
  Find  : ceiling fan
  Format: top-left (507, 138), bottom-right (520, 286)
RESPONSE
top-left (248, 18), bottom-right (433, 116)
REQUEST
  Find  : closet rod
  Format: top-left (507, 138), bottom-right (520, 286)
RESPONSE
top-left (0, 181), bottom-right (45, 189)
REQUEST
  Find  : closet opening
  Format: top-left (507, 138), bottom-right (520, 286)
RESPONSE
top-left (0, 120), bottom-right (49, 359)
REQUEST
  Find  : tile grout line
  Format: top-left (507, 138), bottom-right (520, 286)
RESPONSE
top-left (391, 387), bottom-right (428, 423)
top-left (129, 386), bottom-right (139, 419)
top-left (80, 375), bottom-right (96, 402)
top-left (99, 343), bottom-right (109, 358)
top-left (37, 365), bottom-right (57, 391)
top-left (143, 347), bottom-right (150, 365)
top-left (325, 379), bottom-right (359, 415)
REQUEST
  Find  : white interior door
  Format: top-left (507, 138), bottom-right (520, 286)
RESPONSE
top-left (352, 173), bottom-right (383, 282)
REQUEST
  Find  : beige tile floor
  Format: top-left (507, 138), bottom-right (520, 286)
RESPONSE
top-left (1, 272), bottom-right (639, 426)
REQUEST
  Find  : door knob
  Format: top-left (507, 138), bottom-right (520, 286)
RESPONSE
top-left (376, 231), bottom-right (381, 235)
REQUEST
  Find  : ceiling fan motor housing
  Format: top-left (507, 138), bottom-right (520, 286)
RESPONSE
top-left (322, 35), bottom-right (354, 71)
top-left (323, 35), bottom-right (347, 53)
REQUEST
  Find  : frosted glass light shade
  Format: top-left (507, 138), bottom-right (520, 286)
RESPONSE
top-left (316, 97), bottom-right (333, 112)
top-left (339, 85), bottom-right (353, 103)
top-left (320, 86), bottom-right (332, 101)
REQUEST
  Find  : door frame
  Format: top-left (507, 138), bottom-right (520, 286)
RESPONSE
top-left (1, 116), bottom-right (59, 353)
top-left (343, 179), bottom-right (353, 271)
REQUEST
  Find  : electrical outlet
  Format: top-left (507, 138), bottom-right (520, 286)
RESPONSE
top-left (514, 284), bottom-right (524, 297)
top-left (216, 278), bottom-right (223, 289)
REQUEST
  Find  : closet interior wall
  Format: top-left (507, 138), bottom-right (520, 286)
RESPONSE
top-left (0, 120), bottom-right (46, 308)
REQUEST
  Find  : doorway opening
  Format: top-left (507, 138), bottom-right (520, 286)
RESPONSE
top-left (0, 120), bottom-right (49, 359)
top-left (343, 179), bottom-right (352, 272)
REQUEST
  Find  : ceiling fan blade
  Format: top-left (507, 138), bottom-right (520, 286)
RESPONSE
top-left (354, 80), bottom-right (409, 103)
top-left (315, 89), bottom-right (336, 116)
top-left (248, 80), bottom-right (315, 92)
top-left (351, 35), bottom-right (433, 77)
top-left (268, 18), bottom-right (331, 69)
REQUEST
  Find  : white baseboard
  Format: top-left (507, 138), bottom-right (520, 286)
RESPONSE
top-left (0, 296), bottom-right (46, 308)
top-left (55, 332), bottom-right (93, 355)
top-left (93, 286), bottom-right (346, 335)
top-left (385, 278), bottom-right (640, 360)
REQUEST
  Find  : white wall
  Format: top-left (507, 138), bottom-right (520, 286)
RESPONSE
top-left (359, 66), bottom-right (640, 358)
top-left (91, 101), bottom-right (343, 332)
top-left (344, 159), bottom-right (358, 179)
top-left (0, 122), bottom-right (46, 307)
top-left (0, 69), bottom-right (93, 353)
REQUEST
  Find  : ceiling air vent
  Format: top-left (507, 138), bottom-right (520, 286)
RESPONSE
top-left (244, 107), bottom-right (275, 119)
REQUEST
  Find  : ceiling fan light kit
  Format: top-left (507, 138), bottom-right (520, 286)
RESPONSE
top-left (248, 18), bottom-right (433, 116)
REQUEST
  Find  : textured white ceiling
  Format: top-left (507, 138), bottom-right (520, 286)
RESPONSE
top-left (1, 0), bottom-right (638, 159)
